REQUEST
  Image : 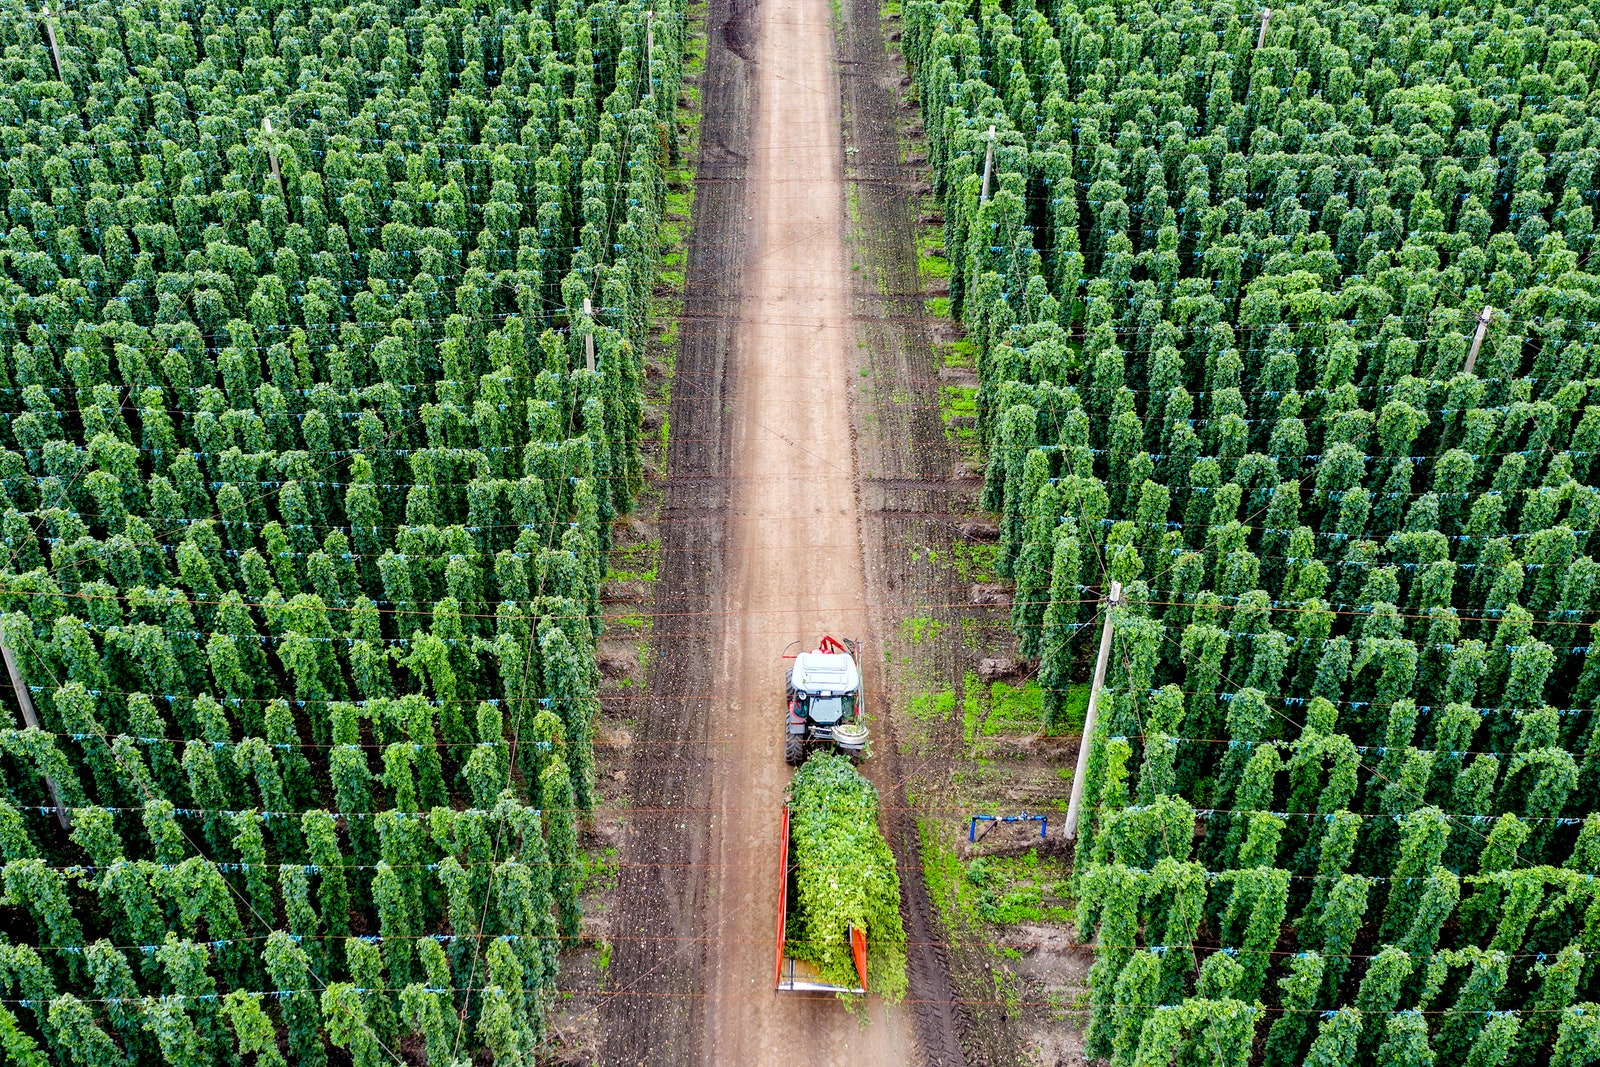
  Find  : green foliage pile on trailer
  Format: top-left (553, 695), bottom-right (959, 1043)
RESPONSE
top-left (902, 0), bottom-right (1600, 1060)
top-left (787, 754), bottom-right (907, 1002)
top-left (0, 0), bottom-right (686, 1058)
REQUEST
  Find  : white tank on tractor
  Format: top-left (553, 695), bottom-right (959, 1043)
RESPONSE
top-left (783, 635), bottom-right (868, 764)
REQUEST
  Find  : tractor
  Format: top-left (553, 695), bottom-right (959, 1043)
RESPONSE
top-left (783, 635), bottom-right (868, 764)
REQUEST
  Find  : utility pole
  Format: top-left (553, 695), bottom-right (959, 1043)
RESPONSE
top-left (1063, 580), bottom-right (1122, 842)
top-left (1464, 305), bottom-right (1493, 375)
top-left (1257, 7), bottom-right (1272, 48)
top-left (583, 297), bottom-right (596, 373)
top-left (979, 124), bottom-right (996, 203)
top-left (0, 628), bottom-right (71, 830)
top-left (646, 11), bottom-right (655, 95)
top-left (40, 5), bottom-right (63, 80)
top-left (264, 117), bottom-right (289, 206)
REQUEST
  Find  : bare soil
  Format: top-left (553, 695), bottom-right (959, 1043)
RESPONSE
top-left (597, 0), bottom-right (965, 1057)
top-left (595, 0), bottom-right (748, 1057)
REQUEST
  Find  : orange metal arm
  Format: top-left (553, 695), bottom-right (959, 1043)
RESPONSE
top-left (850, 926), bottom-right (868, 992)
top-left (775, 804), bottom-right (790, 990)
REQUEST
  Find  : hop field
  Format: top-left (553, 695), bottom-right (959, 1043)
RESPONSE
top-left (902, 0), bottom-right (1600, 1061)
top-left (0, 0), bottom-right (684, 1060)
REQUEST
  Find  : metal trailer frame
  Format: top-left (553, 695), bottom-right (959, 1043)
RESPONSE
top-left (774, 803), bottom-right (869, 995)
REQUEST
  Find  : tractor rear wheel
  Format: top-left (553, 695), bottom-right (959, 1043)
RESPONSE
top-left (784, 736), bottom-right (804, 765)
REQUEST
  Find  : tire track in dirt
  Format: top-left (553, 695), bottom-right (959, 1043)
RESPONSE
top-left (837, 0), bottom-right (1025, 1061)
top-left (598, 0), bottom-right (751, 1059)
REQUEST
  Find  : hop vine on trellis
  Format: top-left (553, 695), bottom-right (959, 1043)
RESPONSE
top-left (905, 0), bottom-right (1600, 1058)
top-left (0, 0), bottom-right (686, 1058)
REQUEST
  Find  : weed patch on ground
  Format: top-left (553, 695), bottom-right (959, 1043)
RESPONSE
top-left (902, 615), bottom-right (946, 646)
top-left (948, 539), bottom-right (998, 583)
top-left (606, 539), bottom-right (662, 582)
top-left (942, 337), bottom-right (977, 367)
top-left (578, 845), bottom-right (621, 896)
top-left (964, 850), bottom-right (1072, 925)
top-left (964, 677), bottom-right (1088, 741)
top-left (908, 687), bottom-right (957, 726)
top-left (941, 383), bottom-right (977, 448)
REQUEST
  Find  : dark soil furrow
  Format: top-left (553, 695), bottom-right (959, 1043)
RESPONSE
top-left (836, 0), bottom-right (1024, 1060)
top-left (598, 0), bottom-right (752, 1058)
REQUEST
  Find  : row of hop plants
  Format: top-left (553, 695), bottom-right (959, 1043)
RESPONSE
top-left (0, 791), bottom-right (571, 1067)
top-left (1054, 618), bottom-right (1600, 1062)
top-left (0, 0), bottom-right (689, 1059)
top-left (1073, 755), bottom-right (1600, 1067)
top-left (990, 372), bottom-right (1600, 728)
top-left (898, 0), bottom-right (1600, 1059)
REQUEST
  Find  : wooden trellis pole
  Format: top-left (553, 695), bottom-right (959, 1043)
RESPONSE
top-left (264, 117), bottom-right (289, 205)
top-left (583, 297), bottom-right (596, 372)
top-left (980, 125), bottom-right (996, 203)
top-left (1063, 581), bottom-right (1122, 842)
top-left (40, 5), bottom-right (63, 80)
top-left (0, 627), bottom-right (71, 830)
top-left (1464, 305), bottom-right (1493, 375)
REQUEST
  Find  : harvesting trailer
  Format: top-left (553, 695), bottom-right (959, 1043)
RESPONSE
top-left (784, 635), bottom-right (869, 764)
top-left (774, 802), bottom-right (870, 995)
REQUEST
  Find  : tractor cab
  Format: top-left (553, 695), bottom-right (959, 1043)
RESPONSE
top-left (785, 635), bottom-right (868, 763)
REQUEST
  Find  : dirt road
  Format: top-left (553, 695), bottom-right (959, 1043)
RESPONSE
top-left (696, 0), bottom-right (920, 1056)
top-left (598, 0), bottom-right (970, 1057)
